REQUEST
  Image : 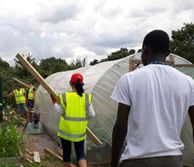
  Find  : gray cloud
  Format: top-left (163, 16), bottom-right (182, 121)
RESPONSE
top-left (172, 0), bottom-right (194, 11)
top-left (38, 4), bottom-right (80, 23)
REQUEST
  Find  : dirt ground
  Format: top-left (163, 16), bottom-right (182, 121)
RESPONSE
top-left (20, 122), bottom-right (64, 167)
top-left (21, 125), bottom-right (108, 167)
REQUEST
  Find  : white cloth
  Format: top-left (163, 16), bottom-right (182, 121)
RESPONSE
top-left (53, 103), bottom-right (95, 119)
top-left (111, 64), bottom-right (194, 161)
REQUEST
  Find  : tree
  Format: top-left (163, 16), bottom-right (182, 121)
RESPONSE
top-left (137, 49), bottom-right (142, 53)
top-left (39, 57), bottom-right (69, 77)
top-left (90, 59), bottom-right (99, 66)
top-left (100, 48), bottom-right (136, 62)
top-left (0, 57), bottom-right (10, 71)
top-left (68, 57), bottom-right (87, 70)
top-left (170, 23), bottom-right (194, 63)
top-left (0, 57), bottom-right (15, 106)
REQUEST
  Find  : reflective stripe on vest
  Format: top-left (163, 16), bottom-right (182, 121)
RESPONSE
top-left (14, 88), bottom-right (26, 104)
top-left (58, 129), bottom-right (86, 139)
top-left (58, 92), bottom-right (92, 142)
top-left (28, 86), bottom-right (34, 100)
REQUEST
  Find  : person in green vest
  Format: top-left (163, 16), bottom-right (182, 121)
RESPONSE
top-left (50, 73), bottom-right (95, 167)
top-left (27, 82), bottom-right (36, 111)
top-left (6, 84), bottom-right (28, 117)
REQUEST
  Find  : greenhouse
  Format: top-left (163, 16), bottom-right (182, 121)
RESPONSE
top-left (35, 53), bottom-right (194, 165)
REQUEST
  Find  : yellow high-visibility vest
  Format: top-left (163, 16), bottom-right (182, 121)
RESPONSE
top-left (28, 86), bottom-right (34, 100)
top-left (58, 92), bottom-right (92, 142)
top-left (13, 88), bottom-right (26, 104)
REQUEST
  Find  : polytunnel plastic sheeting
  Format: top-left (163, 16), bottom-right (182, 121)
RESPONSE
top-left (35, 53), bottom-right (194, 164)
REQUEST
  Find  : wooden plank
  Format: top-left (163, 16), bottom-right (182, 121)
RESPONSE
top-left (12, 77), bottom-right (30, 88)
top-left (16, 54), bottom-right (58, 100)
top-left (55, 146), bottom-right (63, 156)
top-left (24, 148), bottom-right (34, 156)
top-left (87, 128), bottom-right (102, 145)
top-left (174, 64), bottom-right (194, 67)
top-left (25, 157), bottom-right (33, 164)
top-left (44, 148), bottom-right (63, 161)
top-left (33, 151), bottom-right (41, 163)
top-left (16, 53), bottom-right (102, 145)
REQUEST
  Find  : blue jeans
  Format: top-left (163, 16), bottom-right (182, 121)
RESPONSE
top-left (16, 103), bottom-right (28, 114)
top-left (27, 99), bottom-right (34, 109)
top-left (61, 138), bottom-right (86, 162)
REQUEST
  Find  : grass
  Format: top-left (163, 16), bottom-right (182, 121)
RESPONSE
top-left (0, 122), bottom-right (21, 157)
top-left (0, 162), bottom-right (19, 167)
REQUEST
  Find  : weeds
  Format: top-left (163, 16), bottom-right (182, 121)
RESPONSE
top-left (0, 162), bottom-right (19, 167)
top-left (0, 122), bottom-right (21, 157)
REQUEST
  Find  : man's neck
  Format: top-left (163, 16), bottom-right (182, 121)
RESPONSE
top-left (146, 58), bottom-right (166, 65)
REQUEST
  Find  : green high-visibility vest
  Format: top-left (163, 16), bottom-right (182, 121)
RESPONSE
top-left (58, 92), bottom-right (92, 142)
top-left (28, 86), bottom-right (34, 100)
top-left (13, 88), bottom-right (26, 104)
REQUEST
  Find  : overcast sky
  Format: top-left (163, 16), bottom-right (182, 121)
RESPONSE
top-left (0, 0), bottom-right (194, 64)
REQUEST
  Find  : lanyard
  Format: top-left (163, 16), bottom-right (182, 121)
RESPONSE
top-left (149, 61), bottom-right (165, 65)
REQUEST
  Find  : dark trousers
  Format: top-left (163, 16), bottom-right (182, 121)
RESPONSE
top-left (120, 155), bottom-right (183, 167)
top-left (61, 138), bottom-right (86, 162)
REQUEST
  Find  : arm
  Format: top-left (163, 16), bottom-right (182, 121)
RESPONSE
top-left (50, 94), bottom-right (63, 114)
top-left (88, 104), bottom-right (95, 119)
top-left (5, 92), bottom-right (14, 98)
top-left (111, 103), bottom-right (130, 167)
top-left (188, 105), bottom-right (194, 144)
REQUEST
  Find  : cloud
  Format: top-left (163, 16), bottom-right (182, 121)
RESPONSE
top-left (0, 0), bottom-right (194, 65)
top-left (38, 3), bottom-right (80, 23)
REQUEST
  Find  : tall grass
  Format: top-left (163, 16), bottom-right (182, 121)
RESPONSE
top-left (0, 123), bottom-right (21, 157)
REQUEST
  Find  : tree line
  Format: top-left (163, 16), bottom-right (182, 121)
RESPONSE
top-left (0, 23), bottom-right (193, 105)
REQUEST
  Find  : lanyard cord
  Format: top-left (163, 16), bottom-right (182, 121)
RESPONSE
top-left (149, 61), bottom-right (165, 65)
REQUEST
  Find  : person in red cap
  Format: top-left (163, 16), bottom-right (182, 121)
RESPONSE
top-left (51, 73), bottom-right (95, 167)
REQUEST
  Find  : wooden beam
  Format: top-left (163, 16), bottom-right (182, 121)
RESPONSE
top-left (12, 77), bottom-right (30, 88)
top-left (16, 53), bottom-right (102, 145)
top-left (44, 148), bottom-right (63, 161)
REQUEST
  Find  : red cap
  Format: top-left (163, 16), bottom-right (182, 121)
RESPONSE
top-left (70, 73), bottom-right (84, 84)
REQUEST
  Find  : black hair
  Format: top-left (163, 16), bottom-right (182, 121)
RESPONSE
top-left (143, 30), bottom-right (170, 55)
top-left (74, 79), bottom-right (84, 97)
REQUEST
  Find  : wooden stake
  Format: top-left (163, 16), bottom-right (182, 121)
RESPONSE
top-left (16, 53), bottom-right (102, 145)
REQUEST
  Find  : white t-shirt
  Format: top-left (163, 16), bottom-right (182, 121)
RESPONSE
top-left (111, 64), bottom-right (194, 161)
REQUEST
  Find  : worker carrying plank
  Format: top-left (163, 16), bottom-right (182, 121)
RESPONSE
top-left (5, 83), bottom-right (28, 117)
top-left (50, 73), bottom-right (95, 167)
top-left (111, 30), bottom-right (194, 167)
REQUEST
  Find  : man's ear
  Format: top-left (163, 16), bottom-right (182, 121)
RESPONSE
top-left (165, 50), bottom-right (170, 57)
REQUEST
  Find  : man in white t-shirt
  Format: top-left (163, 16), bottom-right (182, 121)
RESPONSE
top-left (111, 30), bottom-right (194, 167)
